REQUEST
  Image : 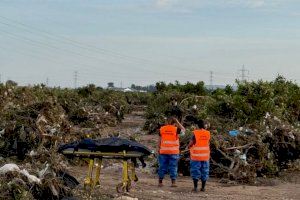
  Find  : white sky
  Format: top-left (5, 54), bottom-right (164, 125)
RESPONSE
top-left (0, 0), bottom-right (300, 87)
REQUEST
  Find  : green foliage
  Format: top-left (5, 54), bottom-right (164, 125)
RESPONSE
top-left (155, 81), bottom-right (207, 95)
top-left (147, 76), bottom-right (300, 131)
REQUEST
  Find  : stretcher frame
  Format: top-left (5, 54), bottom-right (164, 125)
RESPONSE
top-left (62, 150), bottom-right (140, 193)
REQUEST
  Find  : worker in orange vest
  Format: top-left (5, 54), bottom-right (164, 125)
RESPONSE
top-left (158, 117), bottom-right (185, 187)
top-left (188, 119), bottom-right (210, 192)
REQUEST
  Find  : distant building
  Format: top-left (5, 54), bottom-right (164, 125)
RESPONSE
top-left (205, 85), bottom-right (237, 91)
top-left (123, 88), bottom-right (133, 92)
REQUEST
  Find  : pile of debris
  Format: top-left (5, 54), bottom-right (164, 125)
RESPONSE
top-left (0, 83), bottom-right (132, 157)
top-left (178, 113), bottom-right (300, 183)
top-left (0, 147), bottom-right (78, 200)
top-left (0, 83), bottom-right (133, 199)
top-left (145, 79), bottom-right (300, 184)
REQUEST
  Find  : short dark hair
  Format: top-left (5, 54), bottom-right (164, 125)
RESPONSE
top-left (196, 119), bottom-right (205, 129)
top-left (166, 116), bottom-right (176, 124)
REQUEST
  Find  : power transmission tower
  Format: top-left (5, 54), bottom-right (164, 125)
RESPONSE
top-left (74, 71), bottom-right (78, 88)
top-left (238, 65), bottom-right (249, 81)
top-left (209, 71), bottom-right (213, 90)
top-left (0, 74), bottom-right (2, 83)
top-left (46, 77), bottom-right (49, 86)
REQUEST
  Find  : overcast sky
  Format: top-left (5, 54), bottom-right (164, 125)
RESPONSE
top-left (0, 0), bottom-right (300, 88)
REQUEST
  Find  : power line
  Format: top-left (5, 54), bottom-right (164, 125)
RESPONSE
top-left (0, 14), bottom-right (213, 72)
top-left (1, 42), bottom-right (238, 85)
top-left (0, 30), bottom-right (160, 78)
top-left (3, 14), bottom-right (284, 84)
top-left (1, 40), bottom-right (212, 83)
top-left (74, 71), bottom-right (78, 89)
top-left (0, 16), bottom-right (167, 72)
top-left (0, 15), bottom-right (234, 77)
top-left (0, 15), bottom-right (243, 84)
top-left (0, 27), bottom-right (128, 68)
top-left (238, 65), bottom-right (249, 81)
top-left (0, 27), bottom-right (163, 76)
top-left (209, 71), bottom-right (213, 90)
top-left (0, 35), bottom-right (223, 82)
top-left (0, 15), bottom-right (150, 64)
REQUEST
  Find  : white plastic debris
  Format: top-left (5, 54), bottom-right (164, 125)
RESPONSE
top-left (0, 163), bottom-right (20, 174)
top-left (0, 163), bottom-right (41, 184)
top-left (234, 150), bottom-right (241, 156)
top-left (29, 150), bottom-right (38, 157)
top-left (20, 169), bottom-right (41, 184)
top-left (265, 112), bottom-right (271, 119)
top-left (114, 196), bottom-right (138, 200)
top-left (36, 115), bottom-right (48, 124)
top-left (239, 154), bottom-right (247, 164)
top-left (50, 128), bottom-right (57, 134)
top-left (273, 116), bottom-right (281, 122)
top-left (38, 163), bottom-right (50, 178)
top-left (288, 132), bottom-right (295, 140)
top-left (0, 129), bottom-right (4, 137)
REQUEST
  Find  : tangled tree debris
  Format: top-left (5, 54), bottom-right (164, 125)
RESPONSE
top-left (0, 82), bottom-right (140, 199)
top-left (0, 76), bottom-right (300, 199)
top-left (0, 146), bottom-right (78, 200)
top-left (145, 77), bottom-right (300, 183)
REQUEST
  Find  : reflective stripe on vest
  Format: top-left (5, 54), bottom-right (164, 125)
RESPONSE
top-left (192, 147), bottom-right (209, 150)
top-left (190, 129), bottom-right (210, 161)
top-left (160, 125), bottom-right (179, 154)
top-left (160, 147), bottom-right (179, 151)
top-left (162, 140), bottom-right (179, 145)
top-left (191, 153), bottom-right (209, 157)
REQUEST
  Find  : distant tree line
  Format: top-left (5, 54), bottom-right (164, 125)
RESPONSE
top-left (130, 84), bottom-right (156, 92)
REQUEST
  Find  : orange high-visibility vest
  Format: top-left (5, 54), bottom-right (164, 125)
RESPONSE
top-left (190, 129), bottom-right (210, 161)
top-left (159, 125), bottom-right (179, 154)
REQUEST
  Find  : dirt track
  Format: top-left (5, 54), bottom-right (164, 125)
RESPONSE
top-left (70, 110), bottom-right (300, 200)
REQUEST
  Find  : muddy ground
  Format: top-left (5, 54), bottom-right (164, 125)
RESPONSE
top-left (68, 110), bottom-right (300, 200)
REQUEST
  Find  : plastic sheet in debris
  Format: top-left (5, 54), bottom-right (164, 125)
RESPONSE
top-left (229, 130), bottom-right (239, 137)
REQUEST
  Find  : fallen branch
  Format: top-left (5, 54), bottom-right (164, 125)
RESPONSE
top-left (211, 158), bottom-right (230, 171)
top-left (225, 143), bottom-right (254, 150)
top-left (180, 96), bottom-right (208, 105)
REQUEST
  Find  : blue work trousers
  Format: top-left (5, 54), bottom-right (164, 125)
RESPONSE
top-left (190, 160), bottom-right (210, 181)
top-left (158, 154), bottom-right (179, 180)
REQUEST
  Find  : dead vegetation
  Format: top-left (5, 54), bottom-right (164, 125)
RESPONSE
top-left (0, 76), bottom-right (299, 199)
top-left (0, 82), bottom-right (136, 199)
top-left (145, 77), bottom-right (300, 184)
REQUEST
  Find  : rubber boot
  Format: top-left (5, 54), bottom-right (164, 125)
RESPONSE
top-left (192, 179), bottom-right (198, 192)
top-left (171, 179), bottom-right (177, 187)
top-left (158, 179), bottom-right (163, 187)
top-left (201, 180), bottom-right (206, 192)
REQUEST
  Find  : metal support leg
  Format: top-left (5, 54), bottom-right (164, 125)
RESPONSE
top-left (84, 159), bottom-right (94, 190)
top-left (122, 159), bottom-right (129, 187)
top-left (94, 158), bottom-right (102, 187)
top-left (130, 162), bottom-right (138, 182)
top-left (116, 151), bottom-right (130, 193)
